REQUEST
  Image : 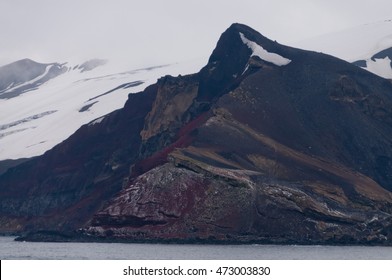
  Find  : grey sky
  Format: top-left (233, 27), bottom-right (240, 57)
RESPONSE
top-left (1, 0), bottom-right (391, 67)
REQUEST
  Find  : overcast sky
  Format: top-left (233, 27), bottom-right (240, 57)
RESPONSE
top-left (1, 0), bottom-right (391, 67)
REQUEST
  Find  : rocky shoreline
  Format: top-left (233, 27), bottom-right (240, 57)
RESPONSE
top-left (12, 230), bottom-right (392, 246)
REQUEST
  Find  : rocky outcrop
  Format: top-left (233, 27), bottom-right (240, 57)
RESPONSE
top-left (85, 108), bottom-right (392, 244)
top-left (85, 162), bottom-right (392, 244)
top-left (3, 24), bottom-right (392, 244)
top-left (141, 75), bottom-right (199, 141)
top-left (139, 75), bottom-right (199, 159)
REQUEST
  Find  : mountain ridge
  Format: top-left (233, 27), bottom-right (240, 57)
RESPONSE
top-left (2, 23), bottom-right (392, 244)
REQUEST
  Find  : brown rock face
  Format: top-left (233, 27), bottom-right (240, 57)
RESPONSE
top-left (2, 24), bottom-right (392, 244)
top-left (141, 75), bottom-right (199, 141)
top-left (88, 163), bottom-right (256, 240)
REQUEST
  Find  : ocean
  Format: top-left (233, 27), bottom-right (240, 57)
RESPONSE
top-left (1, 236), bottom-right (392, 260)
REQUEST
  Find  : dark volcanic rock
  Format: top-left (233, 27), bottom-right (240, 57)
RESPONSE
top-left (372, 47), bottom-right (392, 63)
top-left (0, 84), bottom-right (158, 232)
top-left (0, 158), bottom-right (32, 176)
top-left (2, 23), bottom-right (392, 244)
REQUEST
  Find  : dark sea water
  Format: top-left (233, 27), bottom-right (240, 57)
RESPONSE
top-left (1, 236), bottom-right (392, 260)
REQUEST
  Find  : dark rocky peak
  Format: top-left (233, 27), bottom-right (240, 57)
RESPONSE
top-left (136, 25), bottom-right (281, 158)
top-left (137, 24), bottom-right (283, 158)
top-left (197, 23), bottom-right (292, 102)
top-left (207, 23), bottom-right (287, 66)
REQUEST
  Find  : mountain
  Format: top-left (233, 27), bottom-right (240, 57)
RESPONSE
top-left (2, 23), bottom-right (392, 244)
top-left (0, 59), bottom-right (66, 99)
top-left (2, 20), bottom-right (391, 163)
top-left (294, 20), bottom-right (392, 79)
top-left (0, 58), bottom-right (202, 162)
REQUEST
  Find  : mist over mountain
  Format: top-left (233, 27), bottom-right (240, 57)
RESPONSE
top-left (1, 23), bottom-right (392, 244)
top-left (0, 59), bottom-right (67, 99)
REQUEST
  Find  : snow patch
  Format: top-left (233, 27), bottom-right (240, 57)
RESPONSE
top-left (239, 33), bottom-right (291, 66)
top-left (363, 57), bottom-right (392, 79)
top-left (90, 116), bottom-right (105, 126)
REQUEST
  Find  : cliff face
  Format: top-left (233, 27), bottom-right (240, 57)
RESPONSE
top-left (2, 24), bottom-right (392, 244)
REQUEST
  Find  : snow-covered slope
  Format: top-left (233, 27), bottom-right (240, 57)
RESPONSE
top-left (0, 58), bottom-right (204, 160)
top-left (293, 20), bottom-right (392, 79)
